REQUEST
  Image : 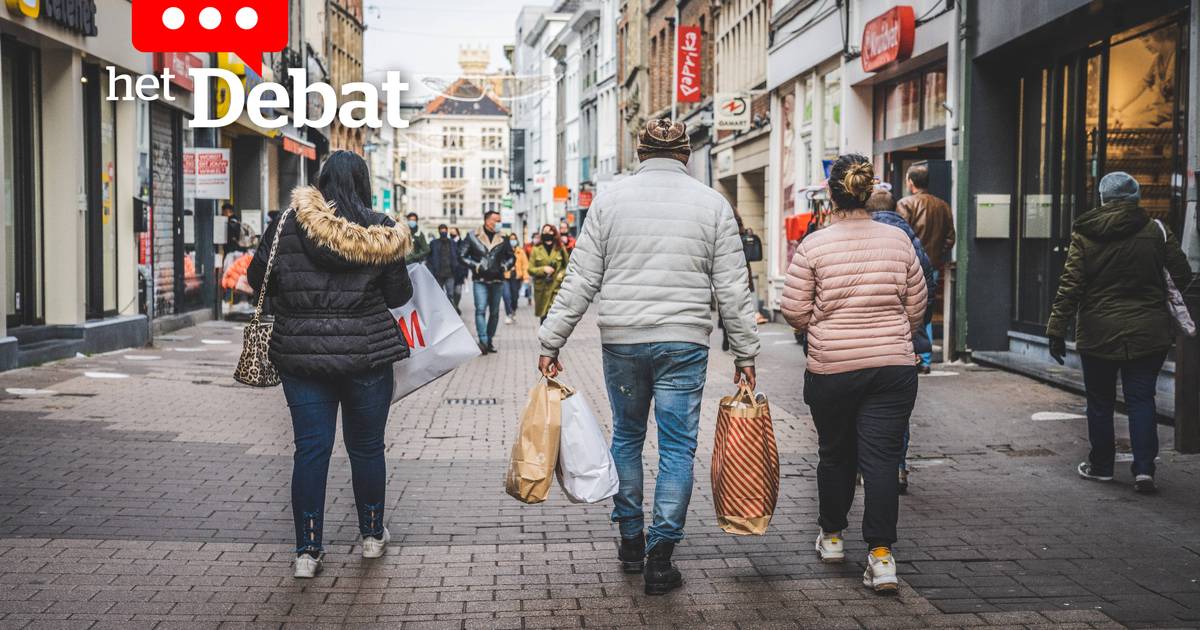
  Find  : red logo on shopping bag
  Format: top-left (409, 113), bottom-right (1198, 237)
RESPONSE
top-left (397, 310), bottom-right (426, 349)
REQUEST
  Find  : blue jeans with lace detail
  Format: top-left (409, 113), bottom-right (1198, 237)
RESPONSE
top-left (281, 366), bottom-right (393, 553)
top-left (602, 342), bottom-right (709, 553)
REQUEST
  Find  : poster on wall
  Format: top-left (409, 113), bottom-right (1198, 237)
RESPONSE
top-left (182, 148), bottom-right (231, 200)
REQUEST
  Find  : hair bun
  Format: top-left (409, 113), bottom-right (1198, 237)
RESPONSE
top-left (840, 162), bottom-right (875, 202)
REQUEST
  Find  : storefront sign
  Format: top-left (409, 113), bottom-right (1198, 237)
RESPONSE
top-left (282, 136), bottom-right (317, 160)
top-left (509, 129), bottom-right (526, 194)
top-left (553, 186), bottom-right (569, 203)
top-left (182, 148), bottom-right (231, 199)
top-left (155, 53), bottom-right (204, 92)
top-left (6, 0), bottom-right (96, 34)
top-left (861, 6), bottom-right (915, 73)
top-left (715, 93), bottom-right (750, 131)
top-left (675, 25), bottom-right (702, 103)
top-left (578, 190), bottom-right (593, 209)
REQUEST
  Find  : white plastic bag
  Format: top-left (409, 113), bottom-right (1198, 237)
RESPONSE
top-left (390, 264), bottom-right (481, 402)
top-left (555, 385), bottom-right (620, 504)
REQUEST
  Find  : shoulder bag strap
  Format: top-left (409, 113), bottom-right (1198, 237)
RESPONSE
top-left (1153, 219), bottom-right (1168, 242)
top-left (252, 209), bottom-right (293, 323)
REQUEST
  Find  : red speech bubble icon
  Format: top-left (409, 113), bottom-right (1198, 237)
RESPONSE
top-left (132, 0), bottom-right (287, 76)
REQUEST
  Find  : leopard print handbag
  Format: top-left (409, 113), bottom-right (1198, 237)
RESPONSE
top-left (234, 209), bottom-right (292, 387)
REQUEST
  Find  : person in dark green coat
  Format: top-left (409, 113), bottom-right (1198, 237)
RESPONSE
top-left (404, 212), bottom-right (430, 264)
top-left (1046, 172), bottom-right (1192, 493)
top-left (529, 224), bottom-right (569, 322)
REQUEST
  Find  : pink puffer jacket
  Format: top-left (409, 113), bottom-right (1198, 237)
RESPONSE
top-left (782, 216), bottom-right (928, 375)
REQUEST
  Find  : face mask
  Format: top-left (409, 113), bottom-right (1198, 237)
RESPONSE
top-left (542, 235), bottom-right (555, 244)
top-left (509, 239), bottom-right (517, 245)
top-left (408, 221), bottom-right (418, 229)
top-left (439, 231), bottom-right (448, 238)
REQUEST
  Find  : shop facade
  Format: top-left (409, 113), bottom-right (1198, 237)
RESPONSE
top-left (960, 0), bottom-right (1197, 418)
top-left (0, 0), bottom-right (147, 368)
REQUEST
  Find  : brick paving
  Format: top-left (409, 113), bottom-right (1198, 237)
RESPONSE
top-left (0, 300), bottom-right (1197, 629)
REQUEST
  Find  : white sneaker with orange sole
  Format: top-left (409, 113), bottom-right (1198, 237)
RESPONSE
top-left (815, 531), bottom-right (844, 563)
top-left (862, 547), bottom-right (899, 593)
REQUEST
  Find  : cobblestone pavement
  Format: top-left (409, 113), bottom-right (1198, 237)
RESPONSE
top-left (0, 299), bottom-right (1198, 629)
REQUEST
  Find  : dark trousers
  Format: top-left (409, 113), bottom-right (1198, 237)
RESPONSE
top-left (280, 366), bottom-right (393, 553)
top-left (804, 366), bottom-right (917, 549)
top-left (1080, 351), bottom-right (1167, 477)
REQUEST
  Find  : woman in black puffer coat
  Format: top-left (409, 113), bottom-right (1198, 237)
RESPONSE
top-left (247, 151), bottom-right (412, 579)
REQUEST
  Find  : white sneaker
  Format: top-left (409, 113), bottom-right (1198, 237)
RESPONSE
top-left (862, 548), bottom-right (899, 593)
top-left (504, 316), bottom-right (514, 324)
top-left (362, 527), bottom-right (390, 559)
top-left (293, 552), bottom-right (322, 579)
top-left (815, 531), bottom-right (844, 563)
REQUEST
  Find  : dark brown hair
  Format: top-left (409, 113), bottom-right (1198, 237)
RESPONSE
top-left (828, 154), bottom-right (875, 210)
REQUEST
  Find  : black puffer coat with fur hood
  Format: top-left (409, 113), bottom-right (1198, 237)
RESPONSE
top-left (248, 186), bottom-right (414, 377)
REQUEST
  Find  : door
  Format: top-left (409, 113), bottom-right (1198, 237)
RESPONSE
top-left (83, 63), bottom-right (119, 318)
top-left (2, 40), bottom-right (42, 328)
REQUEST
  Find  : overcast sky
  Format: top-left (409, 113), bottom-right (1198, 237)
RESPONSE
top-left (362, 0), bottom-right (547, 103)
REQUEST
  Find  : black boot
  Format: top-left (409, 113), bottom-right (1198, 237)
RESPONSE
top-left (617, 533), bottom-right (645, 574)
top-left (643, 541), bottom-right (683, 595)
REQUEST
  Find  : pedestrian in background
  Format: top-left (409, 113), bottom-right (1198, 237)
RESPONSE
top-left (405, 212), bottom-right (430, 264)
top-left (1047, 172), bottom-right (1192, 494)
top-left (867, 189), bottom-right (937, 495)
top-left (246, 151), bottom-right (413, 579)
top-left (897, 164), bottom-right (955, 371)
top-left (782, 154), bottom-right (926, 594)
top-left (559, 220), bottom-right (577, 252)
top-left (529, 224), bottom-right (569, 323)
top-left (503, 233), bottom-right (528, 323)
top-left (538, 119), bottom-right (759, 596)
top-left (460, 210), bottom-right (515, 355)
top-left (449, 227), bottom-right (468, 310)
top-left (428, 224), bottom-right (460, 309)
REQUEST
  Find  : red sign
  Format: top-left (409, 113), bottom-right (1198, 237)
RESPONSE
top-left (861, 6), bottom-right (915, 73)
top-left (282, 136), bottom-right (317, 160)
top-left (675, 25), bottom-right (702, 103)
top-left (154, 52), bottom-right (204, 92)
top-left (578, 190), bottom-right (593, 208)
top-left (132, 0), bottom-right (288, 75)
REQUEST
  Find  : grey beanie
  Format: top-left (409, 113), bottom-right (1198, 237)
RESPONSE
top-left (1098, 171), bottom-right (1140, 204)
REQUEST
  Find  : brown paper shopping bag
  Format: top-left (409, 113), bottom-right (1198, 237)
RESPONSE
top-left (711, 384), bottom-right (780, 535)
top-left (505, 378), bottom-right (565, 504)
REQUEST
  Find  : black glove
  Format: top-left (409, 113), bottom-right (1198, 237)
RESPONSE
top-left (1048, 336), bottom-right (1066, 365)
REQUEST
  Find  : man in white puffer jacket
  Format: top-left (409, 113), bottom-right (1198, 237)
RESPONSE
top-left (537, 119), bottom-right (760, 596)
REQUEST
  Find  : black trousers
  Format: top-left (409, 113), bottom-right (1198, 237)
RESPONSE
top-left (804, 365), bottom-right (918, 549)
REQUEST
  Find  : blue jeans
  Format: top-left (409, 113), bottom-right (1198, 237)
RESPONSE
top-left (472, 282), bottom-right (504, 345)
top-left (602, 342), bottom-right (709, 552)
top-left (502, 277), bottom-right (523, 316)
top-left (920, 270), bottom-right (939, 367)
top-left (1080, 351), bottom-right (1167, 477)
top-left (280, 366), bottom-right (393, 553)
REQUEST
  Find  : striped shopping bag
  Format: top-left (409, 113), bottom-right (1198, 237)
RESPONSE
top-left (711, 385), bottom-right (780, 535)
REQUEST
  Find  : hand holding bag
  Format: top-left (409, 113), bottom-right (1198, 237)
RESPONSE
top-left (234, 209), bottom-right (292, 387)
top-left (711, 384), bottom-right (780, 535)
top-left (1154, 220), bottom-right (1197, 338)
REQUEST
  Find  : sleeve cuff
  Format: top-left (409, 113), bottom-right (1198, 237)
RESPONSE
top-left (734, 356), bottom-right (755, 368)
top-left (539, 343), bottom-right (560, 359)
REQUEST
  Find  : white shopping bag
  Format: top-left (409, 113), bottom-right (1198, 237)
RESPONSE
top-left (555, 385), bottom-right (620, 504)
top-left (390, 264), bottom-right (481, 402)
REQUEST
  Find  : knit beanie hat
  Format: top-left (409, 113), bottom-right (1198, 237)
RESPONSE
top-left (1099, 171), bottom-right (1140, 204)
top-left (637, 119), bottom-right (691, 164)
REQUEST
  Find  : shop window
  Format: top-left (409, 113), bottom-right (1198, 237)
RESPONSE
top-left (2, 41), bottom-right (43, 327)
top-left (923, 69), bottom-right (947, 129)
top-left (822, 69), bottom-right (841, 158)
top-left (874, 66), bottom-right (950, 143)
top-left (884, 77), bottom-right (920, 139)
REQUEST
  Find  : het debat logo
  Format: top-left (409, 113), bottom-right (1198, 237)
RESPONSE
top-left (120, 0), bottom-right (408, 129)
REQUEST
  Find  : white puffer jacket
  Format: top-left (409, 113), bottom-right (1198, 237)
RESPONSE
top-left (538, 158), bottom-right (760, 367)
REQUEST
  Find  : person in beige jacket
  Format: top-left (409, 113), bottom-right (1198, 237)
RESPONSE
top-left (781, 154), bottom-right (927, 594)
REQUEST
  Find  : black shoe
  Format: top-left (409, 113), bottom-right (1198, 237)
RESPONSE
top-left (1077, 462), bottom-right (1113, 482)
top-left (618, 533), bottom-right (645, 574)
top-left (1134, 474), bottom-right (1157, 494)
top-left (643, 541), bottom-right (682, 596)
top-left (898, 469), bottom-right (909, 495)
top-left (478, 342), bottom-right (489, 355)
top-left (487, 343), bottom-right (498, 354)
top-left (918, 364), bottom-right (932, 375)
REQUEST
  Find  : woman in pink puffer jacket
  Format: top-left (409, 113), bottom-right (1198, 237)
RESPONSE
top-left (781, 154), bottom-right (927, 594)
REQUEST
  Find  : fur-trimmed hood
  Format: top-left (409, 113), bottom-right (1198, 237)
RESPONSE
top-left (291, 186), bottom-right (412, 268)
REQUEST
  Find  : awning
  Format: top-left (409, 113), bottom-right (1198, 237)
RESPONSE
top-left (281, 134), bottom-right (317, 160)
